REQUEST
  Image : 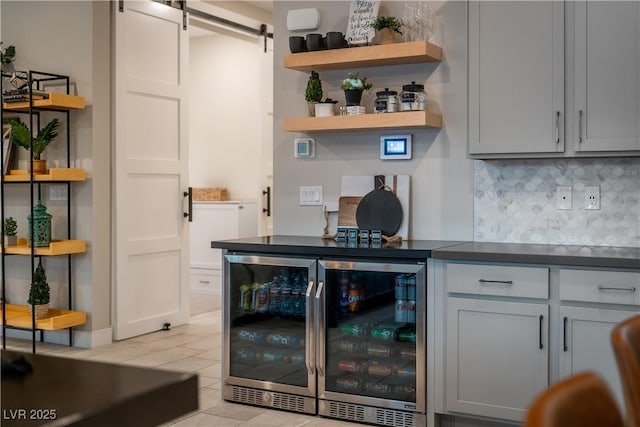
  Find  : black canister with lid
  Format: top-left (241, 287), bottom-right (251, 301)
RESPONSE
top-left (400, 81), bottom-right (427, 111)
top-left (374, 88), bottom-right (398, 113)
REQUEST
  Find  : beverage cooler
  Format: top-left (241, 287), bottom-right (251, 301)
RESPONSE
top-left (223, 254), bottom-right (426, 426)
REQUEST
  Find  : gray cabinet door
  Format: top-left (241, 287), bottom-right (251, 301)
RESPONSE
top-left (469, 1), bottom-right (564, 155)
top-left (574, 2), bottom-right (640, 152)
top-left (446, 297), bottom-right (549, 421)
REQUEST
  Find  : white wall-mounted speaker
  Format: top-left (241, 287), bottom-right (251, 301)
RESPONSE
top-left (286, 8), bottom-right (319, 31)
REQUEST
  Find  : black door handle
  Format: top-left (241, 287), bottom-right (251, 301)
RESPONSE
top-left (262, 186), bottom-right (271, 217)
top-left (563, 316), bottom-right (568, 352)
top-left (183, 187), bottom-right (192, 222)
top-left (539, 315), bottom-right (544, 350)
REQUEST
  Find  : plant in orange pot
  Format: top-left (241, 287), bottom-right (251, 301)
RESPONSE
top-left (9, 117), bottom-right (59, 175)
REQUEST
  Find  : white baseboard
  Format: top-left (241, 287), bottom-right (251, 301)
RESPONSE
top-left (1, 327), bottom-right (113, 348)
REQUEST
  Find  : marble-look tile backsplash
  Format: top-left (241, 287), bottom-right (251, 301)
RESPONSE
top-left (474, 158), bottom-right (640, 247)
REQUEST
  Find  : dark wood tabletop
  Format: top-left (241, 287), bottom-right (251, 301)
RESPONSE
top-left (1, 350), bottom-right (198, 427)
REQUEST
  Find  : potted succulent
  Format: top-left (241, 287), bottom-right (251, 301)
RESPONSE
top-left (28, 261), bottom-right (50, 320)
top-left (9, 117), bottom-right (60, 175)
top-left (340, 72), bottom-right (373, 106)
top-left (304, 70), bottom-right (323, 116)
top-left (314, 98), bottom-right (338, 117)
top-left (370, 16), bottom-right (403, 44)
top-left (3, 216), bottom-right (17, 246)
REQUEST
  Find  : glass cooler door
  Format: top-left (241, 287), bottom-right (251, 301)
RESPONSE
top-left (317, 260), bottom-right (426, 412)
top-left (224, 255), bottom-right (316, 397)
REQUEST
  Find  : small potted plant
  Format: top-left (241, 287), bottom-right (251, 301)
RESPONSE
top-left (9, 117), bottom-right (60, 175)
top-left (314, 98), bottom-right (338, 117)
top-left (370, 16), bottom-right (403, 44)
top-left (28, 261), bottom-right (50, 320)
top-left (340, 72), bottom-right (373, 106)
top-left (304, 70), bottom-right (323, 116)
top-left (3, 216), bottom-right (17, 246)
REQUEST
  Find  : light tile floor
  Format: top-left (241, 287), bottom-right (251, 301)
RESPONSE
top-left (3, 309), bottom-right (364, 427)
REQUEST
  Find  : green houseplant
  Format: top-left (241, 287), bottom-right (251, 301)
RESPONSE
top-left (9, 117), bottom-right (60, 174)
top-left (304, 70), bottom-right (323, 116)
top-left (3, 216), bottom-right (17, 246)
top-left (28, 261), bottom-right (50, 319)
top-left (340, 73), bottom-right (373, 106)
top-left (370, 16), bottom-right (403, 44)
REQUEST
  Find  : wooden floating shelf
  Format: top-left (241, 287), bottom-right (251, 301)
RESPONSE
top-left (283, 40), bottom-right (442, 72)
top-left (283, 110), bottom-right (442, 133)
top-left (2, 92), bottom-right (86, 111)
top-left (1, 303), bottom-right (86, 330)
top-left (3, 239), bottom-right (87, 256)
top-left (4, 168), bottom-right (86, 182)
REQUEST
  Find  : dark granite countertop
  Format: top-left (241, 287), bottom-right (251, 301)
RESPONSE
top-left (212, 236), bottom-right (640, 269)
top-left (211, 235), bottom-right (463, 259)
top-left (431, 241), bottom-right (640, 270)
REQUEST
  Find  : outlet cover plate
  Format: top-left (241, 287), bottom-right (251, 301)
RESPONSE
top-left (556, 186), bottom-right (572, 210)
top-left (585, 185), bottom-right (601, 210)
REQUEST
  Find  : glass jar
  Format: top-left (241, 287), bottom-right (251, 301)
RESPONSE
top-left (400, 81), bottom-right (427, 111)
top-left (374, 88), bottom-right (398, 113)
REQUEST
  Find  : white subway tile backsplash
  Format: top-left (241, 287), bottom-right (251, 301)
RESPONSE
top-left (474, 158), bottom-right (640, 247)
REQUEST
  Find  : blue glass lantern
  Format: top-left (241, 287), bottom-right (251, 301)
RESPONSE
top-left (27, 201), bottom-right (52, 247)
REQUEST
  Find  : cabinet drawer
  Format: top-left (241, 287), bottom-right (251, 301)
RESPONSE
top-left (446, 263), bottom-right (549, 299)
top-left (189, 268), bottom-right (221, 294)
top-left (559, 269), bottom-right (640, 305)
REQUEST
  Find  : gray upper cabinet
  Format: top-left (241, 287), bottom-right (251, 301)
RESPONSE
top-left (573, 1), bottom-right (640, 152)
top-left (468, 1), bottom-right (564, 156)
top-left (469, 1), bottom-right (640, 158)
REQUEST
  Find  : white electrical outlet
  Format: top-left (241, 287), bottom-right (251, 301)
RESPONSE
top-left (299, 186), bottom-right (323, 206)
top-left (585, 185), bottom-right (601, 210)
top-left (556, 186), bottom-right (572, 210)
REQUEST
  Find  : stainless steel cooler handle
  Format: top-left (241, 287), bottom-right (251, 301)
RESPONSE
top-left (315, 281), bottom-right (325, 377)
top-left (305, 280), bottom-right (315, 376)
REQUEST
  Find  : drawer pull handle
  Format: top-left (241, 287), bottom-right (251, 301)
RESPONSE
top-left (597, 286), bottom-right (636, 292)
top-left (478, 279), bottom-right (513, 285)
top-left (539, 315), bottom-right (544, 350)
top-left (563, 316), bottom-right (568, 352)
top-left (198, 280), bottom-right (211, 284)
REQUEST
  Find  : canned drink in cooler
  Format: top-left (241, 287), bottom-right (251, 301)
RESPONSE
top-left (364, 381), bottom-right (392, 394)
top-left (235, 348), bottom-right (261, 361)
top-left (398, 327), bottom-right (417, 343)
top-left (400, 347), bottom-right (417, 360)
top-left (395, 299), bottom-right (407, 323)
top-left (250, 282), bottom-right (261, 311)
top-left (406, 275), bottom-right (416, 300)
top-left (267, 333), bottom-right (304, 347)
top-left (335, 338), bottom-right (366, 353)
top-left (286, 352), bottom-right (305, 365)
top-left (262, 350), bottom-right (286, 363)
top-left (239, 284), bottom-right (251, 311)
top-left (406, 300), bottom-right (416, 323)
top-left (394, 275), bottom-right (406, 300)
top-left (371, 324), bottom-right (398, 341)
top-left (367, 343), bottom-right (394, 358)
top-left (338, 359), bottom-right (364, 373)
top-left (336, 377), bottom-right (362, 392)
top-left (255, 283), bottom-right (270, 312)
top-left (396, 364), bottom-right (417, 380)
top-left (341, 322), bottom-right (370, 336)
top-left (367, 361), bottom-right (395, 377)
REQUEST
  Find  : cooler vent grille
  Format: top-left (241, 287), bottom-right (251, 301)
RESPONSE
top-left (376, 409), bottom-right (415, 427)
top-left (326, 401), bottom-right (415, 427)
top-left (229, 386), bottom-right (307, 413)
top-left (273, 393), bottom-right (307, 412)
top-left (327, 401), bottom-right (366, 422)
top-left (231, 386), bottom-right (263, 406)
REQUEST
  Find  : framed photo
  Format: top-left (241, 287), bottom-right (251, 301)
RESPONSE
top-left (2, 120), bottom-right (15, 176)
top-left (345, 0), bottom-right (380, 46)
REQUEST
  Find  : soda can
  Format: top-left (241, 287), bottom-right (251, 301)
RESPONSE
top-left (336, 377), bottom-right (361, 392)
top-left (406, 300), bottom-right (416, 323)
top-left (394, 275), bottom-right (406, 300)
top-left (250, 283), bottom-right (261, 311)
top-left (371, 324), bottom-right (398, 341)
top-left (239, 284), bottom-right (251, 311)
top-left (335, 338), bottom-right (366, 353)
top-left (255, 283), bottom-right (270, 312)
top-left (338, 359), bottom-right (363, 373)
top-left (341, 322), bottom-right (369, 336)
top-left (367, 361), bottom-right (394, 377)
top-left (235, 348), bottom-right (261, 361)
top-left (367, 343), bottom-right (394, 358)
top-left (406, 275), bottom-right (416, 300)
top-left (348, 283), bottom-right (364, 312)
top-left (395, 299), bottom-right (407, 323)
top-left (398, 328), bottom-right (417, 343)
top-left (400, 347), bottom-right (416, 360)
top-left (396, 364), bottom-right (417, 380)
top-left (364, 381), bottom-right (392, 394)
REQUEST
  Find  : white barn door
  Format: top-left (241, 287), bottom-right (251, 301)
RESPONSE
top-left (113, 0), bottom-right (189, 340)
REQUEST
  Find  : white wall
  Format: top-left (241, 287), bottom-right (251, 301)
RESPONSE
top-left (272, 1), bottom-right (475, 240)
top-left (189, 32), bottom-right (262, 201)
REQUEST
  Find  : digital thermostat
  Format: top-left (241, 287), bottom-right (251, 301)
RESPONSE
top-left (294, 138), bottom-right (315, 158)
top-left (380, 135), bottom-right (412, 160)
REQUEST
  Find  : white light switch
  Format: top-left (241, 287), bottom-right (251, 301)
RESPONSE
top-left (299, 186), bottom-right (323, 206)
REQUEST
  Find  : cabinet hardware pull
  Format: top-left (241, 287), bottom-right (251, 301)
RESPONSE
top-left (563, 316), bottom-right (568, 352)
top-left (315, 281), bottom-right (325, 377)
top-left (539, 315), bottom-right (544, 350)
top-left (305, 281), bottom-right (315, 377)
top-left (597, 285), bottom-right (636, 292)
top-left (555, 111), bottom-right (560, 144)
top-left (262, 186), bottom-right (271, 217)
top-left (478, 279), bottom-right (513, 285)
top-left (183, 187), bottom-right (193, 222)
top-left (578, 110), bottom-right (583, 143)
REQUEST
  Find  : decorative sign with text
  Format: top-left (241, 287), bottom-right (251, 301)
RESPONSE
top-left (345, 0), bottom-right (380, 46)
